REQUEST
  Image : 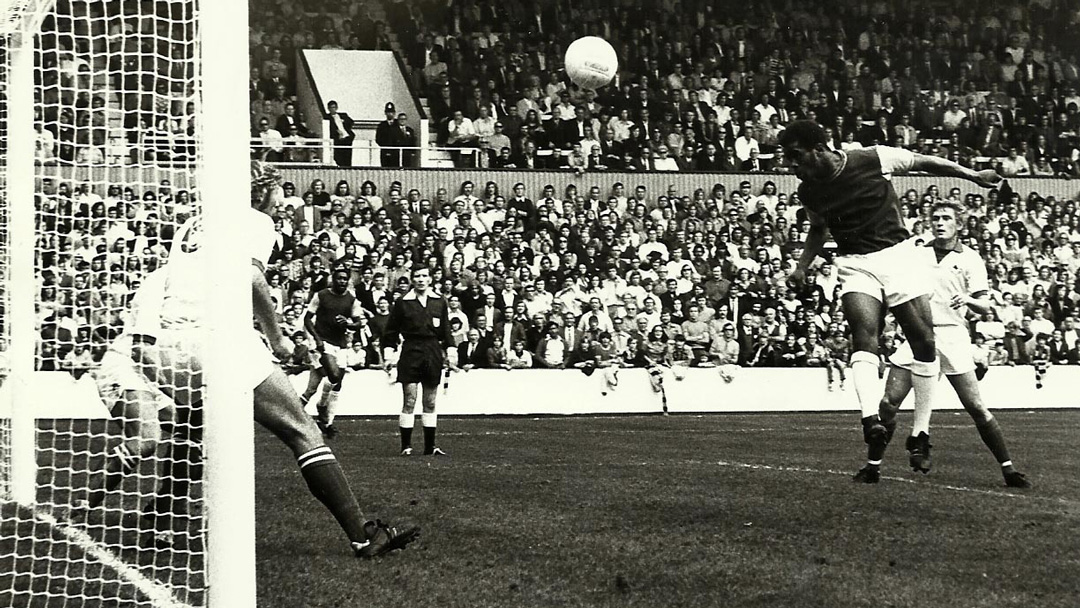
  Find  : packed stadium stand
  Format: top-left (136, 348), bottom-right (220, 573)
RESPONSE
top-left (29, 0), bottom-right (1080, 376)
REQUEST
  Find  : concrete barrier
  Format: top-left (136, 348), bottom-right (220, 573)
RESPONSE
top-left (3, 367), bottom-right (1075, 419)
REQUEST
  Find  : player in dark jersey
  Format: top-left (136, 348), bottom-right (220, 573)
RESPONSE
top-left (383, 267), bottom-right (453, 456)
top-left (303, 266), bottom-right (367, 438)
top-left (780, 120), bottom-right (1002, 483)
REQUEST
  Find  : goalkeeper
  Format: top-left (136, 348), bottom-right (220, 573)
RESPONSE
top-left (131, 161), bottom-right (419, 558)
top-left (81, 266), bottom-right (202, 543)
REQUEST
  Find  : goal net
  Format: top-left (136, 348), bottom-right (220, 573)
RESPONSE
top-left (0, 1), bottom-right (253, 606)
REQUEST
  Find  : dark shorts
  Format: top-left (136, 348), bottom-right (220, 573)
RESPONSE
top-left (397, 339), bottom-right (444, 388)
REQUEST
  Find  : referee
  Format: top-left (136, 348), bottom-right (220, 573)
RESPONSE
top-left (384, 267), bottom-right (453, 456)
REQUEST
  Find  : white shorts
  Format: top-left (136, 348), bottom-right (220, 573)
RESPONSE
top-left (321, 342), bottom-right (346, 360)
top-left (152, 327), bottom-right (278, 394)
top-left (94, 348), bottom-right (164, 409)
top-left (835, 240), bottom-right (931, 308)
top-left (889, 325), bottom-right (975, 376)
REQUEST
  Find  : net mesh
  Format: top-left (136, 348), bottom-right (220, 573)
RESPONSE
top-left (1, 1), bottom-right (208, 605)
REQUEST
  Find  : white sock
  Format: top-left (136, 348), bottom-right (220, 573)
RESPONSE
top-left (325, 390), bottom-right (340, 425)
top-left (909, 358), bottom-right (940, 436)
top-left (399, 412), bottom-right (415, 429)
top-left (849, 351), bottom-right (881, 418)
top-left (317, 378), bottom-right (333, 408)
top-left (421, 412), bottom-right (437, 428)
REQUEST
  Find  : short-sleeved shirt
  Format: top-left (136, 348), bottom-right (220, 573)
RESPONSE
top-left (307, 288), bottom-right (364, 347)
top-left (798, 146), bottom-right (914, 256)
top-left (923, 242), bottom-right (990, 328)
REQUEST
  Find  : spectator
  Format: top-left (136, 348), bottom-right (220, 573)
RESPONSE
top-left (326, 100), bottom-right (355, 167)
top-left (507, 340), bottom-right (534, 369)
top-left (534, 322), bottom-right (568, 369)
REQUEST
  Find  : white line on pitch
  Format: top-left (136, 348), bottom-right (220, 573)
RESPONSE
top-left (344, 424), bottom-right (993, 437)
top-left (451, 459), bottom-right (1076, 506)
top-left (710, 460), bottom-right (1055, 503)
top-left (32, 508), bottom-right (194, 608)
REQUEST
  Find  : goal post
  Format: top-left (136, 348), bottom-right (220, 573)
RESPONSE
top-left (0, 0), bottom-right (255, 605)
top-left (199, 1), bottom-right (257, 606)
top-left (3, 3), bottom-right (39, 508)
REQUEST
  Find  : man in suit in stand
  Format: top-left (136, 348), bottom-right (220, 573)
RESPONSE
top-left (392, 112), bottom-right (418, 167)
top-left (456, 328), bottom-right (489, 370)
top-left (327, 100), bottom-right (355, 167)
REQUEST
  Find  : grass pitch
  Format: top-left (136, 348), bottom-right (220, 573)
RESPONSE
top-left (255, 411), bottom-right (1080, 608)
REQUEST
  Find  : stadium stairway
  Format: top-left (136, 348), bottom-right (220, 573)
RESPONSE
top-left (372, 0), bottom-right (453, 168)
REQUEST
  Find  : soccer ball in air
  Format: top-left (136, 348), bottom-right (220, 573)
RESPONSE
top-left (564, 36), bottom-right (618, 89)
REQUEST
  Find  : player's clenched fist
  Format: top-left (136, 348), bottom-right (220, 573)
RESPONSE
top-left (972, 170), bottom-right (1003, 188)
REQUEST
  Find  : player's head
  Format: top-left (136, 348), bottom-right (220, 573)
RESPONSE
top-left (410, 266), bottom-right (431, 292)
top-left (251, 160), bottom-right (283, 214)
top-left (930, 200), bottom-right (964, 242)
top-left (331, 266), bottom-right (350, 292)
top-left (779, 120), bottom-right (832, 180)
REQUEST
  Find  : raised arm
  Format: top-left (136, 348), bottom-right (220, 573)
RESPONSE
top-left (909, 153), bottom-right (1003, 188)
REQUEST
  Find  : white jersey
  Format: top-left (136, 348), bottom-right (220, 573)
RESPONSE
top-left (159, 208), bottom-right (277, 329)
top-left (922, 242), bottom-right (990, 328)
top-left (107, 267), bottom-right (169, 357)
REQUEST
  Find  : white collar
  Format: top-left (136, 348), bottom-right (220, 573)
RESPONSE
top-left (402, 289), bottom-right (439, 301)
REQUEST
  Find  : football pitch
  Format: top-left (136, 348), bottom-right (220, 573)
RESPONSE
top-left (257, 411), bottom-right (1080, 608)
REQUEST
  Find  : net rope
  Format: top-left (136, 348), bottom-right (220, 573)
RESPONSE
top-left (1, 1), bottom-right (208, 605)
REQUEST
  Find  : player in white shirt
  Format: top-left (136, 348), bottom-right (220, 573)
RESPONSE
top-left (864, 200), bottom-right (1030, 488)
top-left (82, 268), bottom-right (188, 521)
top-left (134, 162), bottom-right (419, 557)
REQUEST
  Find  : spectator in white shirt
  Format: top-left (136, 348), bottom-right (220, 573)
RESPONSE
top-left (507, 340), bottom-right (534, 368)
top-left (447, 110), bottom-right (479, 167)
top-left (1000, 147), bottom-right (1031, 176)
top-left (653, 145), bottom-right (680, 171)
top-left (941, 100), bottom-right (967, 132)
top-left (734, 122), bottom-right (760, 164)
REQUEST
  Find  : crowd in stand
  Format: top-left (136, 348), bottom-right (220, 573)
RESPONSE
top-left (248, 0), bottom-right (1080, 173)
top-left (33, 173), bottom-right (1080, 379)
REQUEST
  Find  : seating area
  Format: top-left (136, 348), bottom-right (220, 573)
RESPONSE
top-left (247, 0), bottom-right (1080, 173)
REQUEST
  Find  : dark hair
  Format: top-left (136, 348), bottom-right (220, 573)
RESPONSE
top-left (778, 120), bottom-right (828, 149)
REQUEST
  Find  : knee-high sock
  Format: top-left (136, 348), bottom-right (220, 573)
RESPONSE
top-left (849, 351), bottom-right (881, 418)
top-left (909, 359), bottom-right (940, 437)
top-left (399, 413), bottom-right (415, 450)
top-left (422, 412), bottom-right (437, 453)
top-left (324, 390), bottom-right (340, 425)
top-left (975, 416), bottom-right (1014, 466)
top-left (88, 444), bottom-right (137, 508)
top-left (297, 446), bottom-right (367, 544)
top-left (316, 378), bottom-right (333, 419)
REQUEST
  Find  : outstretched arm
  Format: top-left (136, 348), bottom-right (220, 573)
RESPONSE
top-left (909, 153), bottom-right (1002, 188)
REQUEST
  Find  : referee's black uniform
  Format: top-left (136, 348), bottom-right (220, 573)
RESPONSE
top-left (384, 289), bottom-right (453, 387)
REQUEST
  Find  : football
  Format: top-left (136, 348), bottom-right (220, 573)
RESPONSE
top-left (564, 36), bottom-right (618, 89)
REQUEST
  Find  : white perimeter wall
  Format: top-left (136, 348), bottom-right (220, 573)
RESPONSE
top-left (3, 367), bottom-right (1077, 419)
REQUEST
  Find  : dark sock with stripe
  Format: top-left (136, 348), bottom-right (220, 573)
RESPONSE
top-left (423, 426), bottom-right (437, 454)
top-left (975, 417), bottom-right (1013, 467)
top-left (400, 427), bottom-right (413, 451)
top-left (297, 446), bottom-right (367, 544)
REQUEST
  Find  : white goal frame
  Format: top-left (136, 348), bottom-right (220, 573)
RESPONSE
top-left (0, 1), bottom-right (256, 606)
